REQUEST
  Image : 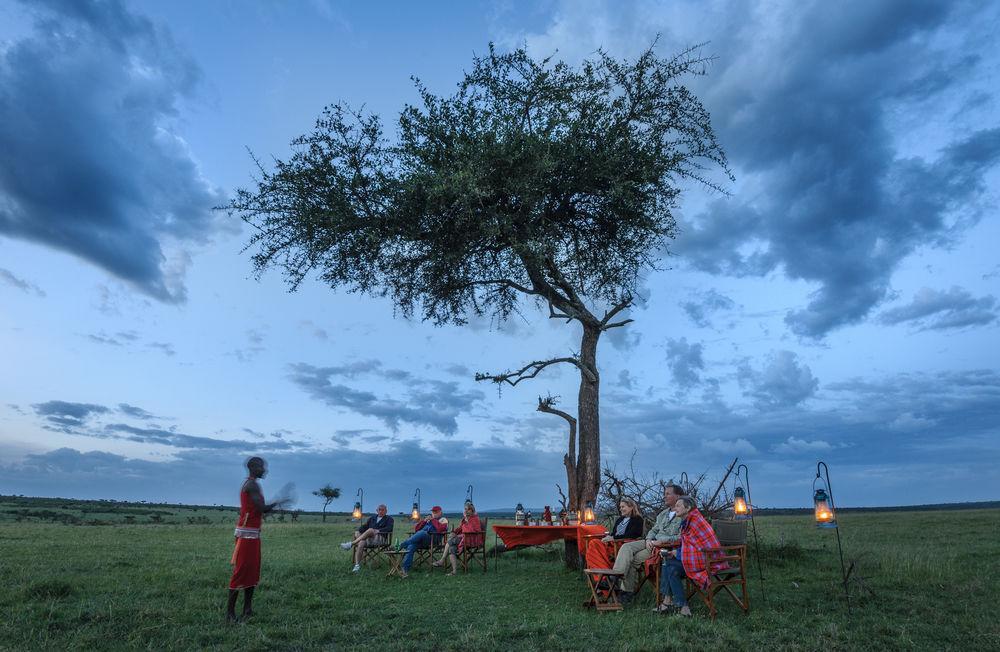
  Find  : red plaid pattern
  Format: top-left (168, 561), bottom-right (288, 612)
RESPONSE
top-left (680, 508), bottom-right (728, 588)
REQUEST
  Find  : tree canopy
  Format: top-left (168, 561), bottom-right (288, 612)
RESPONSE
top-left (230, 43), bottom-right (731, 327)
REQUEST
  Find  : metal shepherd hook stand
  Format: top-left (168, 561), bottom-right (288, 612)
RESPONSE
top-left (465, 485), bottom-right (474, 506)
top-left (736, 464), bottom-right (766, 603)
top-left (814, 461), bottom-right (851, 614)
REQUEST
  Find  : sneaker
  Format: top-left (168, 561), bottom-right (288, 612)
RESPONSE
top-left (351, 563), bottom-right (361, 573)
top-left (340, 542), bottom-right (352, 550)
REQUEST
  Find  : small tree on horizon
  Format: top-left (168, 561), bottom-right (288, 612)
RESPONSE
top-left (229, 41), bottom-right (730, 521)
top-left (312, 484), bottom-right (341, 522)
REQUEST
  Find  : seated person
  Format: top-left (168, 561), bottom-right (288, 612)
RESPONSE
top-left (399, 506), bottom-right (448, 578)
top-left (433, 502), bottom-right (482, 575)
top-left (340, 503), bottom-right (394, 573)
top-left (656, 495), bottom-right (726, 617)
top-left (612, 483), bottom-right (683, 603)
top-left (584, 497), bottom-right (643, 572)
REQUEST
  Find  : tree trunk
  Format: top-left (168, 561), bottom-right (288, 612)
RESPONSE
top-left (576, 324), bottom-right (601, 509)
top-left (322, 505), bottom-right (327, 523)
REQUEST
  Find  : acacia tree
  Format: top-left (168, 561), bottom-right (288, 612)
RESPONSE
top-left (229, 42), bottom-right (729, 517)
top-left (312, 484), bottom-right (341, 522)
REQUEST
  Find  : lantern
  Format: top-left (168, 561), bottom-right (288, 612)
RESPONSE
top-left (465, 484), bottom-right (474, 507)
top-left (583, 500), bottom-right (596, 524)
top-left (812, 461), bottom-right (850, 613)
top-left (411, 488), bottom-right (421, 521)
top-left (568, 509), bottom-right (579, 526)
top-left (514, 502), bottom-right (525, 526)
top-left (352, 487), bottom-right (363, 520)
top-left (813, 487), bottom-right (836, 528)
top-left (733, 486), bottom-right (751, 520)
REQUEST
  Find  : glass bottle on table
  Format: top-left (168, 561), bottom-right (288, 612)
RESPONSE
top-left (542, 505), bottom-right (552, 525)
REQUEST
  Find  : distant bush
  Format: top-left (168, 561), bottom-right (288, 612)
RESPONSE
top-left (150, 514), bottom-right (164, 524)
top-left (187, 516), bottom-right (212, 525)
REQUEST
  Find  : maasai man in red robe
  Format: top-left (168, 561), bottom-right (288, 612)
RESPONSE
top-left (226, 456), bottom-right (287, 623)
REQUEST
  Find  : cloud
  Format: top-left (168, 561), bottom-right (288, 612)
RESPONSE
top-left (117, 403), bottom-right (158, 420)
top-left (0, 0), bottom-right (225, 302)
top-left (773, 437), bottom-right (833, 455)
top-left (665, 338), bottom-right (704, 388)
top-left (737, 351), bottom-right (818, 409)
top-left (32, 400), bottom-right (110, 430)
top-left (101, 423), bottom-right (301, 451)
top-left (702, 437), bottom-right (756, 455)
top-left (0, 267), bottom-right (45, 296)
top-left (681, 289), bottom-right (735, 328)
top-left (665, 2), bottom-right (1000, 338)
top-left (879, 286), bottom-right (997, 330)
top-left (288, 362), bottom-right (484, 435)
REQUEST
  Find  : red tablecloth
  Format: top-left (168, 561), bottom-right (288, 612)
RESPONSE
top-left (492, 524), bottom-right (608, 553)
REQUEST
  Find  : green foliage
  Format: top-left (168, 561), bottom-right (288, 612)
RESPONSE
top-left (229, 42), bottom-right (731, 327)
top-left (1, 506), bottom-right (997, 650)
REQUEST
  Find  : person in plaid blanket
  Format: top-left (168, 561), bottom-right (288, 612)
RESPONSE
top-left (656, 495), bottom-right (728, 617)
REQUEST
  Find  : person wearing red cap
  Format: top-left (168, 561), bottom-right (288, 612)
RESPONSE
top-left (398, 506), bottom-right (448, 577)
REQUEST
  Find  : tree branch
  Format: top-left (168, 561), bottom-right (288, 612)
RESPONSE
top-left (476, 355), bottom-right (597, 387)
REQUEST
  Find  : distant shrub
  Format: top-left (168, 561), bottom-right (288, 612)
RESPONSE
top-left (187, 516), bottom-right (212, 525)
top-left (150, 514), bottom-right (164, 524)
top-left (124, 515), bottom-right (135, 524)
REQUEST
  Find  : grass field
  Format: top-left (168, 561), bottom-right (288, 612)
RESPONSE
top-left (1, 498), bottom-right (997, 651)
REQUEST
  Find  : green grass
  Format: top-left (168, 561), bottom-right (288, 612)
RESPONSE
top-left (0, 500), bottom-right (997, 651)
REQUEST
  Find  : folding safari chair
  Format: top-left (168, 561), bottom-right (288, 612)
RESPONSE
top-left (460, 517), bottom-right (489, 573)
top-left (358, 529), bottom-right (394, 568)
top-left (685, 543), bottom-right (750, 619)
top-left (415, 530), bottom-right (448, 571)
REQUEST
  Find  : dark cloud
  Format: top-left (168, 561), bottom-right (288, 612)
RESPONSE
top-left (231, 329), bottom-right (265, 362)
top-left (737, 351), bottom-right (818, 409)
top-left (678, 2), bottom-right (1000, 338)
top-left (879, 286), bottom-right (997, 330)
top-left (32, 400), bottom-right (110, 430)
top-left (85, 330), bottom-right (176, 356)
top-left (0, 440), bottom-right (569, 511)
top-left (117, 403), bottom-right (158, 420)
top-left (288, 362), bottom-right (484, 435)
top-left (101, 423), bottom-right (300, 451)
top-left (443, 364), bottom-right (472, 377)
top-left (681, 289), bottom-right (735, 328)
top-left (665, 338), bottom-right (704, 388)
top-left (0, 267), bottom-right (45, 296)
top-left (0, 0), bottom-right (225, 302)
top-left (617, 369), bottom-right (637, 390)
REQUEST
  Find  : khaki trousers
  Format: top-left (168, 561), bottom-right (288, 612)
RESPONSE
top-left (612, 539), bottom-right (652, 593)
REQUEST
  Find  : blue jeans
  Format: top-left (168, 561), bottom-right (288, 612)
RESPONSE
top-left (401, 530), bottom-right (430, 572)
top-left (660, 556), bottom-right (687, 607)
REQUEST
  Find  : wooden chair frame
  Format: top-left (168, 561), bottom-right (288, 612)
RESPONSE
top-left (414, 531), bottom-right (448, 571)
top-left (583, 569), bottom-right (625, 612)
top-left (358, 531), bottom-right (394, 568)
top-left (459, 517), bottom-right (488, 573)
top-left (685, 544), bottom-right (750, 619)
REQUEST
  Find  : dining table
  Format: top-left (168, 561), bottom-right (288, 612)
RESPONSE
top-left (492, 523), bottom-right (609, 568)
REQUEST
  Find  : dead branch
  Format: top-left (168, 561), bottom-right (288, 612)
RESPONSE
top-left (475, 354), bottom-right (597, 387)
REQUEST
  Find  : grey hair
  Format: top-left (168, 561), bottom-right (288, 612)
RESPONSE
top-left (677, 495), bottom-right (697, 510)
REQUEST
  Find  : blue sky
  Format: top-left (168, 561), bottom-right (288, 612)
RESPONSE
top-left (1, 0), bottom-right (998, 512)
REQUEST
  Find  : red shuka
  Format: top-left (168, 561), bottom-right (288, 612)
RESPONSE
top-left (680, 508), bottom-right (728, 588)
top-left (455, 514), bottom-right (483, 552)
top-left (229, 484), bottom-right (263, 590)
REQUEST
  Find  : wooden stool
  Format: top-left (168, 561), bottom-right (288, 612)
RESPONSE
top-left (384, 550), bottom-right (407, 578)
top-left (584, 568), bottom-right (625, 612)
